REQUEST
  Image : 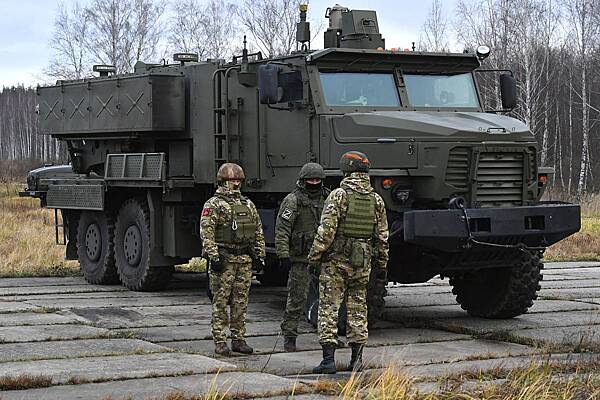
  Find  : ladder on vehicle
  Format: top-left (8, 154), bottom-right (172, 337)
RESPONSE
top-left (212, 66), bottom-right (242, 175)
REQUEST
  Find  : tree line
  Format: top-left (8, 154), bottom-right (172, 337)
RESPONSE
top-left (420, 0), bottom-right (600, 197)
top-left (2, 0), bottom-right (600, 197)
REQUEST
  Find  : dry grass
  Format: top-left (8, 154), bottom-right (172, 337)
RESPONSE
top-left (544, 188), bottom-right (600, 261)
top-left (0, 183), bottom-right (79, 277)
top-left (0, 373), bottom-right (54, 390)
top-left (0, 182), bottom-right (204, 277)
top-left (0, 181), bottom-right (597, 277)
top-left (309, 359), bottom-right (600, 400)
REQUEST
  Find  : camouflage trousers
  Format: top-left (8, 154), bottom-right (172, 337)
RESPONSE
top-left (281, 262), bottom-right (310, 337)
top-left (318, 259), bottom-right (371, 345)
top-left (209, 260), bottom-right (252, 344)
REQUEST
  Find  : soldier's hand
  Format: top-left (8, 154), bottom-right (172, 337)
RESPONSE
top-left (279, 257), bottom-right (292, 272)
top-left (253, 257), bottom-right (265, 271)
top-left (210, 258), bottom-right (224, 273)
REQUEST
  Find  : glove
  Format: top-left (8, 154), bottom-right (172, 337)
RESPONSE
top-left (279, 257), bottom-right (292, 272)
top-left (210, 258), bottom-right (224, 273)
top-left (253, 257), bottom-right (265, 271)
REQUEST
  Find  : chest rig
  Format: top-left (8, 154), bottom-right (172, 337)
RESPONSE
top-left (214, 195), bottom-right (257, 249)
top-left (289, 189), bottom-right (327, 257)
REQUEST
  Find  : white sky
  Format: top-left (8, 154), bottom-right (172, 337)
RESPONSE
top-left (0, 0), bottom-right (459, 88)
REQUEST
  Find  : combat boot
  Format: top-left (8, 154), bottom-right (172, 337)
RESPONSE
top-left (214, 342), bottom-right (230, 356)
top-left (231, 339), bottom-right (254, 354)
top-left (284, 336), bottom-right (297, 352)
top-left (312, 344), bottom-right (336, 374)
top-left (349, 343), bottom-right (364, 371)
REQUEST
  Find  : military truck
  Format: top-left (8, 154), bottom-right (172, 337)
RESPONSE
top-left (22, 4), bottom-right (580, 322)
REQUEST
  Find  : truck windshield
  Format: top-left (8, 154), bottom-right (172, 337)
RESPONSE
top-left (320, 72), bottom-right (400, 107)
top-left (403, 73), bottom-right (480, 108)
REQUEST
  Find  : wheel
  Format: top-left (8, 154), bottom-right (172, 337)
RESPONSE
top-left (115, 198), bottom-right (173, 291)
top-left (76, 210), bottom-right (119, 284)
top-left (257, 253), bottom-right (289, 286)
top-left (367, 263), bottom-right (387, 326)
top-left (450, 250), bottom-right (543, 318)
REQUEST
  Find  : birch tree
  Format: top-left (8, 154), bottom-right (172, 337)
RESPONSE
top-left (418, 0), bottom-right (450, 52)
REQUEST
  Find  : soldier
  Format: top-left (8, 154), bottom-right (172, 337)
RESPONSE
top-left (200, 163), bottom-right (266, 356)
top-left (276, 163), bottom-right (330, 352)
top-left (308, 151), bottom-right (389, 374)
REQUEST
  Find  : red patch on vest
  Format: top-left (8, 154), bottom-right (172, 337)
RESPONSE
top-left (202, 208), bottom-right (210, 216)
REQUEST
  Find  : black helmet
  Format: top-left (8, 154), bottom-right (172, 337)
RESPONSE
top-left (339, 151), bottom-right (370, 174)
top-left (299, 162), bottom-right (326, 180)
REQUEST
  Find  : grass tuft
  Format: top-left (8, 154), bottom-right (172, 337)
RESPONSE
top-left (0, 373), bottom-right (54, 391)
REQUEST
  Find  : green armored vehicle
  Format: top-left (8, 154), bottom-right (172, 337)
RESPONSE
top-left (22, 5), bottom-right (580, 322)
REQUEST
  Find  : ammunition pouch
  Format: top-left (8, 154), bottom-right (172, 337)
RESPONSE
top-left (215, 202), bottom-right (257, 246)
top-left (290, 231), bottom-right (315, 257)
top-left (217, 245), bottom-right (252, 258)
top-left (328, 236), bottom-right (372, 268)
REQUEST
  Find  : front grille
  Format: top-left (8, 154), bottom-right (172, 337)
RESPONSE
top-left (476, 152), bottom-right (524, 207)
top-left (445, 147), bottom-right (470, 189)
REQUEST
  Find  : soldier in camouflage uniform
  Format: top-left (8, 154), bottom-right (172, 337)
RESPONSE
top-left (200, 163), bottom-right (266, 356)
top-left (308, 151), bottom-right (389, 374)
top-left (276, 163), bottom-right (330, 352)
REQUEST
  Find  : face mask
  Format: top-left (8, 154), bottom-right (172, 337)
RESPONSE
top-left (225, 180), bottom-right (242, 191)
top-left (305, 181), bottom-right (322, 193)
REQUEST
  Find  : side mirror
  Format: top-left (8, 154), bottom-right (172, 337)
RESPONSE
top-left (500, 73), bottom-right (517, 110)
top-left (258, 64), bottom-right (280, 104)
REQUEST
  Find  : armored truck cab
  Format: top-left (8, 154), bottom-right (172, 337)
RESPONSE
top-left (23, 5), bottom-right (580, 321)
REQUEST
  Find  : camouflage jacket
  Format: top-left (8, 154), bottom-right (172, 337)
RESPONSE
top-left (200, 186), bottom-right (266, 263)
top-left (275, 185), bottom-right (330, 263)
top-left (307, 172), bottom-right (389, 269)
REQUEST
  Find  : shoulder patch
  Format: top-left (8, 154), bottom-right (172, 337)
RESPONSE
top-left (281, 208), bottom-right (293, 220)
top-left (202, 208), bottom-right (211, 216)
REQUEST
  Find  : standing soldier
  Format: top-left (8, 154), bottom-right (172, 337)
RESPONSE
top-left (276, 163), bottom-right (330, 352)
top-left (308, 151), bottom-right (389, 374)
top-left (200, 163), bottom-right (266, 356)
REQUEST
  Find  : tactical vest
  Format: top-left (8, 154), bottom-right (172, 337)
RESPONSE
top-left (289, 189), bottom-right (327, 257)
top-left (214, 197), bottom-right (257, 247)
top-left (339, 191), bottom-right (376, 238)
top-left (327, 190), bottom-right (377, 268)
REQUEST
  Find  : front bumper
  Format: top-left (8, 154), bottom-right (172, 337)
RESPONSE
top-left (403, 203), bottom-right (581, 252)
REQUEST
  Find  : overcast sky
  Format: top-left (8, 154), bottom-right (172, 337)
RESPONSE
top-left (0, 0), bottom-right (458, 88)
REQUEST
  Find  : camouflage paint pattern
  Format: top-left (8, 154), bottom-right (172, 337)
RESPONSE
top-left (200, 185), bottom-right (266, 343)
top-left (280, 261), bottom-right (311, 337)
top-left (308, 172), bottom-right (389, 345)
top-left (319, 259), bottom-right (371, 344)
top-left (200, 186), bottom-right (266, 264)
top-left (276, 181), bottom-right (329, 338)
top-left (209, 260), bottom-right (252, 343)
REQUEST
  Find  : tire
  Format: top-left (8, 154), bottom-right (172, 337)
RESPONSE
top-left (76, 210), bottom-right (119, 285)
top-left (257, 254), bottom-right (289, 286)
top-left (450, 250), bottom-right (543, 318)
top-left (115, 198), bottom-right (173, 291)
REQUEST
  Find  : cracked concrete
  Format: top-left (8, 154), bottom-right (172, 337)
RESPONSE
top-left (0, 261), bottom-right (598, 399)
